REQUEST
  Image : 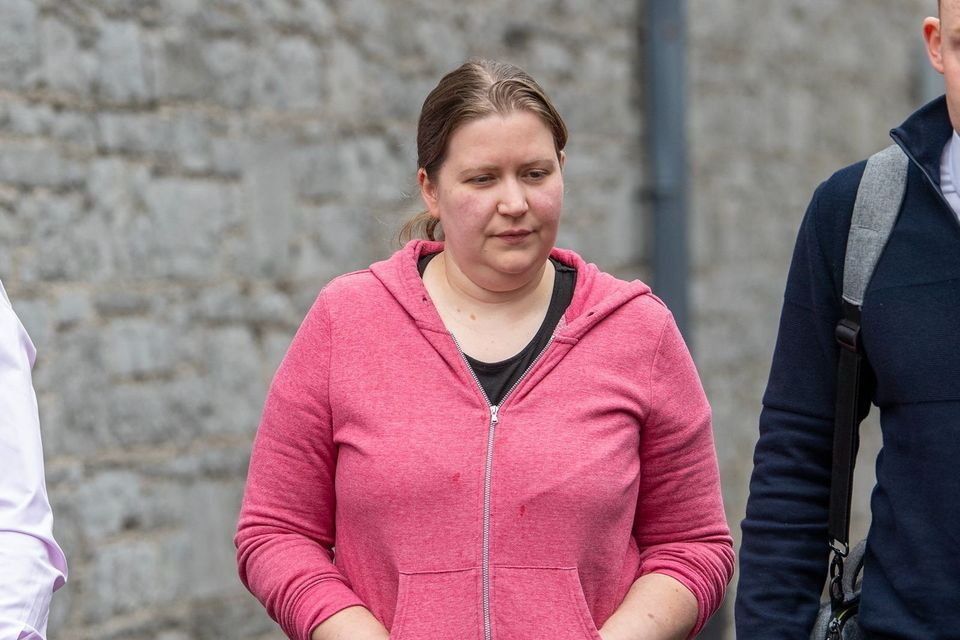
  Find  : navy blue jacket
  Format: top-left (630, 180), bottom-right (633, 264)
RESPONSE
top-left (736, 97), bottom-right (960, 639)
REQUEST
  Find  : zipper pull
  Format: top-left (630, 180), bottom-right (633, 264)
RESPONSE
top-left (490, 405), bottom-right (499, 426)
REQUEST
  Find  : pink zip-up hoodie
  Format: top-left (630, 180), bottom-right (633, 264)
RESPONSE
top-left (235, 241), bottom-right (733, 640)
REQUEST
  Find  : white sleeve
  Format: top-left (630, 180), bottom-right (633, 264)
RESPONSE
top-left (0, 281), bottom-right (68, 640)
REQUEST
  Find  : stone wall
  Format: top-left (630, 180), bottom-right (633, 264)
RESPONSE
top-left (0, 0), bottom-right (941, 637)
top-left (0, 0), bottom-right (640, 638)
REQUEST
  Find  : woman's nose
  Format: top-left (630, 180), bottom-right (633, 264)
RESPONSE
top-left (496, 181), bottom-right (529, 216)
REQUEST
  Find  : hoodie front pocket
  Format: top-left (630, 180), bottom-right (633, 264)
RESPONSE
top-left (389, 567), bottom-right (482, 640)
top-left (491, 566), bottom-right (603, 640)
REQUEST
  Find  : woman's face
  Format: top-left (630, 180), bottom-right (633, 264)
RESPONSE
top-left (419, 110), bottom-right (565, 292)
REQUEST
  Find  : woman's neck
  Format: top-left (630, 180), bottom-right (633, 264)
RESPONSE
top-left (428, 251), bottom-right (555, 315)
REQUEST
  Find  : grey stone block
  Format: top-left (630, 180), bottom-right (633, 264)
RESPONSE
top-left (37, 16), bottom-right (96, 95)
top-left (190, 282), bottom-right (246, 323)
top-left (251, 38), bottom-right (323, 110)
top-left (139, 444), bottom-right (252, 480)
top-left (52, 112), bottom-right (99, 154)
top-left (0, 0), bottom-right (39, 89)
top-left (73, 470), bottom-right (146, 539)
top-left (102, 318), bottom-right (177, 379)
top-left (0, 141), bottom-right (86, 189)
top-left (364, 6), bottom-right (467, 75)
top-left (55, 290), bottom-right (93, 329)
top-left (97, 111), bottom-right (224, 172)
top-left (338, 0), bottom-right (390, 39)
top-left (177, 481), bottom-right (246, 598)
top-left (237, 139), bottom-right (296, 278)
top-left (290, 202), bottom-right (375, 280)
top-left (146, 30), bottom-right (210, 102)
top-left (0, 254), bottom-right (13, 286)
top-left (94, 291), bottom-right (155, 317)
top-left (127, 178), bottom-right (230, 278)
top-left (294, 136), bottom-right (407, 203)
top-left (197, 0), bottom-right (253, 35)
top-left (3, 100), bottom-right (53, 136)
top-left (202, 39), bottom-right (254, 108)
top-left (200, 326), bottom-right (266, 437)
top-left (97, 112), bottom-right (164, 155)
top-left (109, 379), bottom-right (208, 447)
top-left (266, 0), bottom-right (335, 37)
top-left (324, 40), bottom-right (389, 123)
top-left (35, 394), bottom-right (73, 460)
top-left (170, 113), bottom-right (221, 172)
top-left (247, 287), bottom-right (297, 325)
top-left (211, 135), bottom-right (245, 176)
top-left (28, 327), bottom-right (112, 455)
top-left (184, 594), bottom-right (284, 640)
top-left (19, 195), bottom-right (107, 283)
top-left (94, 20), bottom-right (151, 104)
top-left (190, 283), bottom-right (297, 328)
top-left (86, 158), bottom-right (151, 226)
top-left (85, 536), bottom-right (181, 623)
top-left (292, 142), bottom-right (342, 200)
top-left (0, 195), bottom-right (26, 262)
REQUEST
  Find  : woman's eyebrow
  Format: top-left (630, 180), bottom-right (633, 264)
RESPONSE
top-left (455, 164), bottom-right (500, 179)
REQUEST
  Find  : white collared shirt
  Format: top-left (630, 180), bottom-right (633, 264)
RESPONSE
top-left (938, 129), bottom-right (960, 223)
top-left (0, 280), bottom-right (67, 640)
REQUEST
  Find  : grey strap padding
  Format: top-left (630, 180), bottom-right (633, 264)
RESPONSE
top-left (842, 144), bottom-right (909, 306)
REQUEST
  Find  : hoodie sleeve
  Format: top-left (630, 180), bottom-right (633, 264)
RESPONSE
top-left (632, 310), bottom-right (734, 637)
top-left (235, 292), bottom-right (365, 640)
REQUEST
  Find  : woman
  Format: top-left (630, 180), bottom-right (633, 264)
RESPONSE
top-left (235, 59), bottom-right (733, 640)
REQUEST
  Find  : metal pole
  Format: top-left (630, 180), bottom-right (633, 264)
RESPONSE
top-left (645, 0), bottom-right (690, 339)
top-left (643, 7), bottom-right (730, 635)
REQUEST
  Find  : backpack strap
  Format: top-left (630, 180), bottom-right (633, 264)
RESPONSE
top-left (827, 143), bottom-right (908, 610)
top-left (842, 144), bottom-right (911, 307)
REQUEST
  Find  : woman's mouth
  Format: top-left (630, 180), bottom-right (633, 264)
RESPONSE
top-left (495, 229), bottom-right (532, 240)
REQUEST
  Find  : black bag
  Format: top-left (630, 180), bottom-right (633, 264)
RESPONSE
top-left (809, 144), bottom-right (908, 640)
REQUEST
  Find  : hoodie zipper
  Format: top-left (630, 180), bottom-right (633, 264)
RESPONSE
top-left (450, 333), bottom-right (555, 640)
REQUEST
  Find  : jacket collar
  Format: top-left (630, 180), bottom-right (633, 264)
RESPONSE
top-left (890, 95), bottom-right (953, 189)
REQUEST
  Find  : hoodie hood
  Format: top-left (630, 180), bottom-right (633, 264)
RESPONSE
top-left (368, 240), bottom-right (654, 342)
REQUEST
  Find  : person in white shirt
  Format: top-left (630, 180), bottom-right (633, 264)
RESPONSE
top-left (0, 280), bottom-right (67, 640)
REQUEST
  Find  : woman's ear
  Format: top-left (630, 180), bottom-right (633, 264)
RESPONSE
top-left (418, 168), bottom-right (441, 219)
top-left (558, 150), bottom-right (566, 172)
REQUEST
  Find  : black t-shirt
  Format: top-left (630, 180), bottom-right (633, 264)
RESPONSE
top-left (418, 253), bottom-right (576, 405)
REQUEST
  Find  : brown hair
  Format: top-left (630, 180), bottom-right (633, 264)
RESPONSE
top-left (399, 58), bottom-right (568, 243)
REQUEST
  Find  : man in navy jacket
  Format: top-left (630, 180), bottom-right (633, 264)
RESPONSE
top-left (736, 3), bottom-right (960, 638)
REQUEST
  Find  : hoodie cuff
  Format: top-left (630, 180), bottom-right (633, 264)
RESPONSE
top-left (292, 580), bottom-right (367, 640)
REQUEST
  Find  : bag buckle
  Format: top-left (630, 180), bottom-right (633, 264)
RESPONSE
top-left (835, 319), bottom-right (860, 353)
top-left (828, 539), bottom-right (848, 610)
top-left (829, 539), bottom-right (849, 557)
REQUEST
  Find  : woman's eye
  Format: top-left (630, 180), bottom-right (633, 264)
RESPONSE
top-left (526, 170), bottom-right (549, 180)
top-left (469, 175), bottom-right (493, 185)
